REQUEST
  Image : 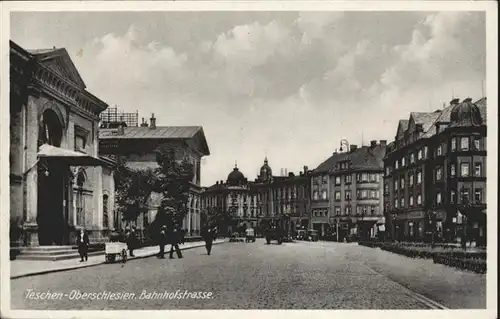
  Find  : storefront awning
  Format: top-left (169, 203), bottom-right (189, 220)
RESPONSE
top-left (38, 144), bottom-right (106, 167)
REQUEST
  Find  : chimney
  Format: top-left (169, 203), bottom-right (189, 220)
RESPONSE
top-left (117, 123), bottom-right (124, 135)
top-left (140, 117), bottom-right (149, 127)
top-left (303, 166), bottom-right (308, 174)
top-left (370, 140), bottom-right (377, 148)
top-left (380, 140), bottom-right (387, 147)
top-left (150, 113), bottom-right (156, 129)
top-left (463, 97), bottom-right (472, 103)
top-left (450, 98), bottom-right (460, 105)
top-left (350, 145), bottom-right (358, 152)
top-left (285, 168), bottom-right (288, 176)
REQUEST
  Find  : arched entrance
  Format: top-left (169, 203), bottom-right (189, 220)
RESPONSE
top-left (36, 109), bottom-right (68, 245)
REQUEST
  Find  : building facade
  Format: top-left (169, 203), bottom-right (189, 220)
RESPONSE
top-left (311, 141), bottom-right (386, 240)
top-left (201, 158), bottom-right (311, 234)
top-left (98, 113), bottom-right (210, 237)
top-left (383, 97), bottom-right (487, 245)
top-left (10, 41), bottom-right (115, 246)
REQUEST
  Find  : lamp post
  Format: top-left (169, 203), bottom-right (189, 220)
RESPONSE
top-left (340, 139), bottom-right (350, 152)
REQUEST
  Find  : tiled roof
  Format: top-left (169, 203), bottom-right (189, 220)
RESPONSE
top-left (410, 111), bottom-right (442, 132)
top-left (99, 126), bottom-right (202, 139)
top-left (347, 146), bottom-right (385, 170)
top-left (314, 152), bottom-right (346, 173)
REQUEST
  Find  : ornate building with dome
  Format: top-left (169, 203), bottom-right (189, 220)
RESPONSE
top-left (383, 97), bottom-right (487, 246)
top-left (201, 158), bottom-right (311, 235)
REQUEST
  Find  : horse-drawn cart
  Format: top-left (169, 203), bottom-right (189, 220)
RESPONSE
top-left (104, 242), bottom-right (128, 263)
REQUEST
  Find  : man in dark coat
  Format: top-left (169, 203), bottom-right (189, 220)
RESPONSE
top-left (126, 227), bottom-right (137, 257)
top-left (169, 226), bottom-right (183, 259)
top-left (202, 226), bottom-right (216, 255)
top-left (77, 228), bottom-right (89, 262)
top-left (157, 225), bottom-right (167, 259)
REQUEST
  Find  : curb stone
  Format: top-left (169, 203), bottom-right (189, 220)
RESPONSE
top-left (10, 241), bottom-right (226, 280)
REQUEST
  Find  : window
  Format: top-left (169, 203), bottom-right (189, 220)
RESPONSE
top-left (76, 171), bottom-right (86, 226)
top-left (417, 149), bottom-right (423, 160)
top-left (460, 188), bottom-right (470, 203)
top-left (400, 197), bottom-right (404, 208)
top-left (103, 195), bottom-right (109, 228)
top-left (461, 137), bottom-right (469, 151)
top-left (322, 175), bottom-right (327, 184)
top-left (409, 195), bottom-right (414, 206)
top-left (410, 153), bottom-right (415, 164)
top-left (401, 157), bottom-right (405, 167)
top-left (335, 207), bottom-right (341, 216)
top-left (385, 167), bottom-right (391, 176)
top-left (437, 145), bottom-right (442, 156)
top-left (335, 176), bottom-right (341, 185)
top-left (475, 163), bottom-right (482, 177)
top-left (409, 174), bottom-right (414, 186)
top-left (345, 206), bottom-right (351, 215)
top-left (395, 160), bottom-right (399, 169)
top-left (75, 135), bottom-right (86, 152)
top-left (394, 199), bottom-right (398, 208)
top-left (394, 180), bottom-right (398, 190)
top-left (474, 137), bottom-right (481, 150)
top-left (384, 183), bottom-right (389, 193)
top-left (361, 190), bottom-right (368, 199)
top-left (362, 173), bottom-right (368, 182)
top-left (370, 174), bottom-right (377, 182)
top-left (460, 163), bottom-right (470, 177)
top-left (475, 189), bottom-right (482, 203)
top-left (451, 138), bottom-right (457, 151)
top-left (345, 190), bottom-right (352, 200)
top-left (450, 190), bottom-right (456, 203)
top-left (400, 177), bottom-right (405, 189)
top-left (370, 190), bottom-right (376, 199)
top-left (436, 192), bottom-right (442, 204)
top-left (345, 175), bottom-right (352, 184)
top-left (335, 191), bottom-right (341, 201)
top-left (321, 190), bottom-right (328, 200)
top-left (436, 166), bottom-right (442, 181)
top-left (417, 194), bottom-right (422, 205)
top-left (450, 164), bottom-right (456, 177)
top-left (424, 146), bottom-right (428, 158)
top-left (417, 172), bottom-right (422, 184)
top-left (313, 191), bottom-right (319, 200)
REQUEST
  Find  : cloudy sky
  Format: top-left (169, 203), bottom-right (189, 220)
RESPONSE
top-left (11, 11), bottom-right (486, 186)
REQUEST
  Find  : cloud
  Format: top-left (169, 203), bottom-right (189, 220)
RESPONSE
top-left (10, 11), bottom-right (486, 185)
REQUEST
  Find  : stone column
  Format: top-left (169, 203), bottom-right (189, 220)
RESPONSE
top-left (23, 93), bottom-right (40, 246)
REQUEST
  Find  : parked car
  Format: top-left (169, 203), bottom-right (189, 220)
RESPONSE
top-left (307, 229), bottom-right (319, 242)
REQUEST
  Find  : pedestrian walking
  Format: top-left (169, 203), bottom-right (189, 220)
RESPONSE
top-left (126, 227), bottom-right (137, 257)
top-left (157, 225), bottom-right (167, 259)
top-left (77, 228), bottom-right (89, 262)
top-left (202, 226), bottom-right (215, 255)
top-left (168, 226), bottom-right (183, 259)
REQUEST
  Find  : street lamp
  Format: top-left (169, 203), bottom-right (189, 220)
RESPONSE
top-left (340, 139), bottom-right (350, 152)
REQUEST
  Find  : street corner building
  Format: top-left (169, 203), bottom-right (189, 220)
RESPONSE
top-left (310, 141), bottom-right (387, 240)
top-left (98, 111), bottom-right (210, 237)
top-left (9, 40), bottom-right (116, 248)
top-left (201, 158), bottom-right (311, 234)
top-left (383, 97), bottom-right (487, 246)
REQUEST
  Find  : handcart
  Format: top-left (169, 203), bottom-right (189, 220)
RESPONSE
top-left (104, 242), bottom-right (128, 263)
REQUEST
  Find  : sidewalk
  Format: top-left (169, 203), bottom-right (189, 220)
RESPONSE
top-left (10, 239), bottom-right (226, 279)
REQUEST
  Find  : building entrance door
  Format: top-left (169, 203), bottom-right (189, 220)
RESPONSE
top-left (37, 161), bottom-right (68, 245)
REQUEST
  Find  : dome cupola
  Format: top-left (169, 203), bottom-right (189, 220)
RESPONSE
top-left (227, 163), bottom-right (246, 186)
top-left (259, 157), bottom-right (273, 182)
top-left (450, 98), bottom-right (484, 127)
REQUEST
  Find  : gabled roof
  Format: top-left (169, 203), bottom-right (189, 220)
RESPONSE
top-left (475, 97), bottom-right (487, 122)
top-left (27, 47), bottom-right (87, 89)
top-left (99, 126), bottom-right (210, 156)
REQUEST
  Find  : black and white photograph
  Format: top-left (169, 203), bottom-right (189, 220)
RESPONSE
top-left (1, 1), bottom-right (497, 318)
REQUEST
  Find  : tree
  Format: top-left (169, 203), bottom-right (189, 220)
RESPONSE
top-left (203, 206), bottom-right (233, 233)
top-left (114, 156), bottom-right (157, 226)
top-left (152, 147), bottom-right (194, 230)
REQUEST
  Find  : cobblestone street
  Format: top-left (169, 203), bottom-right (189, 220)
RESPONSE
top-left (10, 240), bottom-right (485, 310)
